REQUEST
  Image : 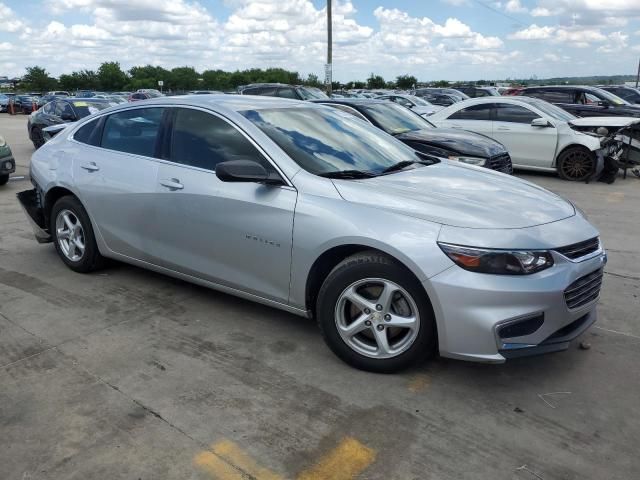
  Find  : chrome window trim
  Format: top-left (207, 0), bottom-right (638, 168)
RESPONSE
top-left (68, 103), bottom-right (295, 189)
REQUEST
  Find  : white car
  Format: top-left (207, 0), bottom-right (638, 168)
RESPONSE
top-left (378, 94), bottom-right (442, 117)
top-left (428, 96), bottom-right (627, 181)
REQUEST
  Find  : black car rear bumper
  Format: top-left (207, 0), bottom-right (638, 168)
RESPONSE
top-left (16, 188), bottom-right (52, 243)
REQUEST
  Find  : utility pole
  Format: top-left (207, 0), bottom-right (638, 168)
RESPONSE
top-left (636, 57), bottom-right (640, 89)
top-left (326, 0), bottom-right (332, 96)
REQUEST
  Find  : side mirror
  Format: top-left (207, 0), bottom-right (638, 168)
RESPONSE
top-left (61, 113), bottom-right (75, 121)
top-left (216, 160), bottom-right (282, 185)
top-left (531, 118), bottom-right (552, 128)
top-left (597, 100), bottom-right (610, 107)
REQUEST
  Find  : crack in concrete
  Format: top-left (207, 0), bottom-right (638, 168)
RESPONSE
top-left (604, 271), bottom-right (640, 282)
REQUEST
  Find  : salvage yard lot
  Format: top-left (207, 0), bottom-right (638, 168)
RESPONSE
top-left (1, 113), bottom-right (639, 479)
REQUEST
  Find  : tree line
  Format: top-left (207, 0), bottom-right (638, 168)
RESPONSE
top-left (14, 63), bottom-right (423, 93)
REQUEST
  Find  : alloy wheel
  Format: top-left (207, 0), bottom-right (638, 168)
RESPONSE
top-left (560, 149), bottom-right (594, 181)
top-left (334, 278), bottom-right (420, 359)
top-left (55, 209), bottom-right (86, 262)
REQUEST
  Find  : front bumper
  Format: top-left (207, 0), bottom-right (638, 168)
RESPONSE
top-left (16, 188), bottom-right (52, 243)
top-left (424, 248), bottom-right (607, 363)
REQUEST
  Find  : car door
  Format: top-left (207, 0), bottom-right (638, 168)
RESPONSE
top-left (72, 106), bottom-right (165, 263)
top-left (492, 103), bottom-right (557, 168)
top-left (153, 106), bottom-right (297, 303)
top-left (436, 103), bottom-right (494, 137)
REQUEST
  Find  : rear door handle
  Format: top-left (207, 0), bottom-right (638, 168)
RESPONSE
top-left (160, 178), bottom-right (184, 191)
top-left (496, 127), bottom-right (511, 131)
top-left (80, 162), bottom-right (100, 172)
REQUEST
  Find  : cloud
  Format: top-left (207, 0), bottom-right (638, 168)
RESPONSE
top-left (510, 23), bottom-right (607, 47)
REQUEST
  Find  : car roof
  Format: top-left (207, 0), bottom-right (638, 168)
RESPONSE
top-left (62, 97), bottom-right (112, 103)
top-left (119, 94), bottom-right (311, 113)
top-left (310, 98), bottom-right (388, 106)
top-left (524, 85), bottom-right (596, 90)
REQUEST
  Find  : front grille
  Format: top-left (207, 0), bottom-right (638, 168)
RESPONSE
top-left (556, 237), bottom-right (600, 260)
top-left (564, 269), bottom-right (603, 310)
top-left (487, 153), bottom-right (513, 174)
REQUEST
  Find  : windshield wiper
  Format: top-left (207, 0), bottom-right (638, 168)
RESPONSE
top-left (380, 160), bottom-right (423, 174)
top-left (318, 170), bottom-right (378, 179)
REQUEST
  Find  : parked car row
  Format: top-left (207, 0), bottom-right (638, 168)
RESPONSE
top-left (18, 95), bottom-right (608, 372)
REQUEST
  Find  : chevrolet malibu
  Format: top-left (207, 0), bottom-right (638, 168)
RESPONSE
top-left (18, 96), bottom-right (607, 372)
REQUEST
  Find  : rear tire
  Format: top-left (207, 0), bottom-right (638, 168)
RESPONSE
top-left (316, 250), bottom-right (437, 373)
top-left (50, 195), bottom-right (105, 273)
top-left (0, 174), bottom-right (8, 186)
top-left (557, 147), bottom-right (596, 182)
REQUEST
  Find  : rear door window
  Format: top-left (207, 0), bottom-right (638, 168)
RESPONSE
top-left (276, 87), bottom-right (298, 99)
top-left (101, 107), bottom-right (165, 157)
top-left (494, 104), bottom-right (540, 124)
top-left (448, 103), bottom-right (493, 121)
top-left (74, 118), bottom-right (103, 146)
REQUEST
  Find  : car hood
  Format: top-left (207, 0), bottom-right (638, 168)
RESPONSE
top-left (333, 162), bottom-right (575, 229)
top-left (396, 128), bottom-right (506, 157)
top-left (569, 116), bottom-right (637, 128)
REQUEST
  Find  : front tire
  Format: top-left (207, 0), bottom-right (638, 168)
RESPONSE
top-left (316, 251), bottom-right (437, 373)
top-left (0, 174), bottom-right (8, 186)
top-left (31, 127), bottom-right (45, 149)
top-left (51, 195), bottom-right (105, 273)
top-left (557, 147), bottom-right (596, 182)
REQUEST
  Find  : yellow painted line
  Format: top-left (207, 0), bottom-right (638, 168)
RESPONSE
top-left (194, 450), bottom-right (245, 480)
top-left (407, 373), bottom-right (430, 393)
top-left (297, 437), bottom-right (376, 480)
top-left (212, 440), bottom-right (283, 480)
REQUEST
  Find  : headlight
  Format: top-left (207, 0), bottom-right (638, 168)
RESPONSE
top-left (448, 155), bottom-right (485, 166)
top-left (0, 135), bottom-right (5, 147)
top-left (438, 243), bottom-right (554, 275)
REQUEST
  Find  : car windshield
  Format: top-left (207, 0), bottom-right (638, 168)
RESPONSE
top-left (404, 95), bottom-right (430, 106)
top-left (241, 107), bottom-right (424, 176)
top-left (298, 87), bottom-right (328, 100)
top-left (527, 99), bottom-right (576, 122)
top-left (69, 100), bottom-right (111, 117)
top-left (592, 88), bottom-right (630, 106)
top-left (359, 102), bottom-right (435, 134)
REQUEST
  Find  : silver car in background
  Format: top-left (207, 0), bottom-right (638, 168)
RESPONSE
top-left (18, 96), bottom-right (606, 372)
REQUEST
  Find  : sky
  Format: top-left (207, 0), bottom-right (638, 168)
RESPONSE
top-left (0, 0), bottom-right (639, 82)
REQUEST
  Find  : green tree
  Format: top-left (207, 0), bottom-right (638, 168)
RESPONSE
top-left (431, 80), bottom-right (450, 87)
top-left (128, 65), bottom-right (170, 91)
top-left (168, 66), bottom-right (200, 91)
top-left (351, 81), bottom-right (366, 89)
top-left (97, 61), bottom-right (128, 91)
top-left (305, 73), bottom-right (322, 87)
top-left (202, 69), bottom-right (233, 90)
top-left (367, 73), bottom-right (386, 89)
top-left (22, 66), bottom-right (56, 92)
top-left (396, 75), bottom-right (417, 89)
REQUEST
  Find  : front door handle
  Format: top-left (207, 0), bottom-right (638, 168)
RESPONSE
top-left (496, 127), bottom-right (511, 131)
top-left (80, 162), bottom-right (100, 172)
top-left (160, 178), bottom-right (184, 191)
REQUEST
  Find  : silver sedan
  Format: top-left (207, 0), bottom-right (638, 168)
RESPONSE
top-left (18, 95), bottom-right (606, 372)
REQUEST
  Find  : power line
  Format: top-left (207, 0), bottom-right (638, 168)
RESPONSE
top-left (471, 0), bottom-right (529, 28)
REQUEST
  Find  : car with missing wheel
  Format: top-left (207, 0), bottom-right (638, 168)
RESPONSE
top-left (18, 95), bottom-right (606, 372)
top-left (428, 96), bottom-right (615, 181)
